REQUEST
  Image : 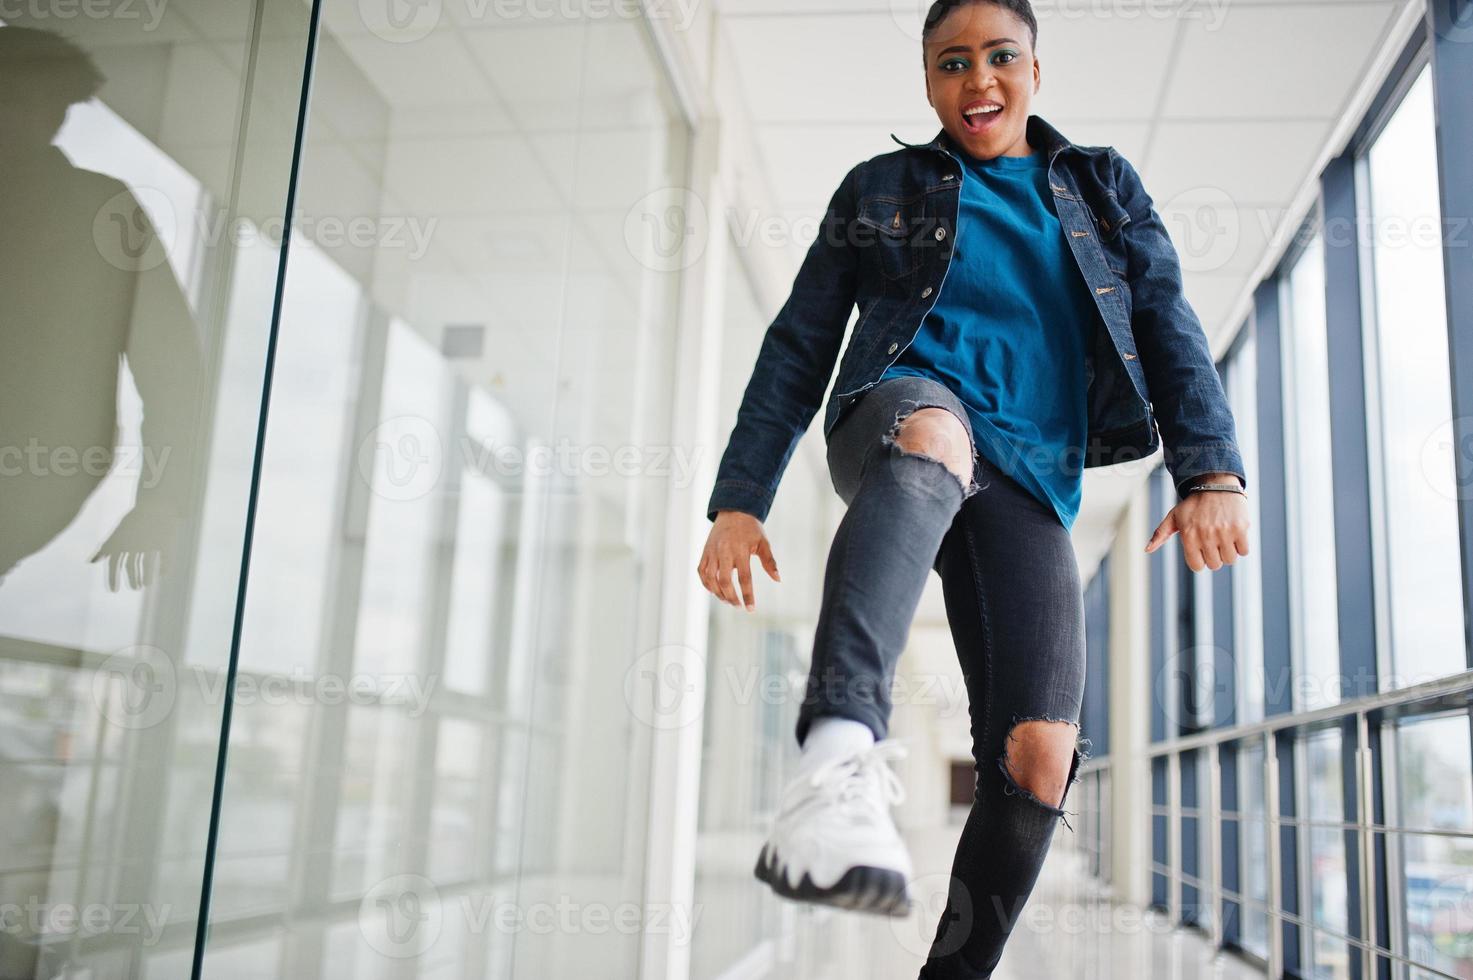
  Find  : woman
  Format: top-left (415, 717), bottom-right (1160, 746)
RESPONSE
top-left (697, 0), bottom-right (1251, 975)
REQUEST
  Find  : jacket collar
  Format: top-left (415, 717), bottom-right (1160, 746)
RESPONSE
top-left (889, 113), bottom-right (1079, 163)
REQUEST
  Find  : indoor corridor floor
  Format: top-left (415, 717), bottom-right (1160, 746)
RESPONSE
top-left (757, 825), bottom-right (1269, 980)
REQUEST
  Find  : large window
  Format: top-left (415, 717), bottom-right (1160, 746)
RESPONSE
top-left (1361, 62), bottom-right (1465, 689)
top-left (1223, 331), bottom-right (1265, 727)
top-left (1280, 227), bottom-right (1342, 712)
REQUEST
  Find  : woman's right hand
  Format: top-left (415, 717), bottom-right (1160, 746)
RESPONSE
top-left (697, 510), bottom-right (781, 611)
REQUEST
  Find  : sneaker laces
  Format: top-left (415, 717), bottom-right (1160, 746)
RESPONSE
top-left (806, 738), bottom-right (910, 818)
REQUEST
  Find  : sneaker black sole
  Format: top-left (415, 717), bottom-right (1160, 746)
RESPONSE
top-left (753, 843), bottom-right (913, 917)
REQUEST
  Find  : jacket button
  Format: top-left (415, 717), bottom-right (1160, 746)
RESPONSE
top-left (887, 342), bottom-right (898, 354)
top-left (934, 227), bottom-right (947, 241)
top-left (942, 174), bottom-right (956, 181)
top-left (921, 286), bottom-right (933, 298)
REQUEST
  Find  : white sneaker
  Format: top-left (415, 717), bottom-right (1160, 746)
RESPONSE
top-left (753, 737), bottom-right (914, 916)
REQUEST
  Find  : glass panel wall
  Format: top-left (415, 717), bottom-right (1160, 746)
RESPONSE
top-left (0, 7), bottom-right (313, 978)
top-left (1280, 228), bottom-right (1341, 713)
top-left (196, 7), bottom-right (688, 978)
top-left (1361, 63), bottom-right (1465, 689)
top-left (1223, 333), bottom-right (1264, 728)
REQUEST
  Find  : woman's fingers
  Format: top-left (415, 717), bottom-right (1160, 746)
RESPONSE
top-left (1199, 538), bottom-right (1224, 571)
top-left (756, 537), bottom-right (781, 582)
top-left (1145, 510), bottom-right (1177, 553)
top-left (697, 529), bottom-right (780, 611)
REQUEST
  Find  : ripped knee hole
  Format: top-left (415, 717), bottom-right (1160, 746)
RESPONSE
top-left (881, 405), bottom-right (978, 492)
top-left (995, 716), bottom-right (1094, 828)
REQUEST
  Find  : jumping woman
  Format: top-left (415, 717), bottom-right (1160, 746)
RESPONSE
top-left (697, 0), bottom-right (1251, 975)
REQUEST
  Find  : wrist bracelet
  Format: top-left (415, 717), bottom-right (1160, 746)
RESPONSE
top-left (1186, 482), bottom-right (1246, 496)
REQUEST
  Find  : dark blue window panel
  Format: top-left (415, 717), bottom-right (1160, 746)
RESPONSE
top-left (1181, 748), bottom-right (1199, 808)
top-left (1149, 465), bottom-right (1168, 744)
top-left (1082, 555), bottom-right (1111, 758)
top-left (1252, 280), bottom-right (1295, 719)
top-left (1151, 870), bottom-right (1169, 911)
top-left (1222, 816), bottom-right (1242, 946)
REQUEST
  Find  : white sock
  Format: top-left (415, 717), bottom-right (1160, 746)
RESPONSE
top-left (797, 716), bottom-right (876, 779)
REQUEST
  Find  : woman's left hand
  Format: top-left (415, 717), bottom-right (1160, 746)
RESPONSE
top-left (1144, 472), bottom-right (1250, 572)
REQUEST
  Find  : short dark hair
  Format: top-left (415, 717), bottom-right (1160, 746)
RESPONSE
top-left (921, 0), bottom-right (1039, 54)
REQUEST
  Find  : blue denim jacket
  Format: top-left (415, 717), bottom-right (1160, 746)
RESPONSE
top-left (706, 113), bottom-right (1247, 524)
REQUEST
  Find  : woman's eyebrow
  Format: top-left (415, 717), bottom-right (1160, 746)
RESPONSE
top-left (935, 38), bottom-right (1020, 57)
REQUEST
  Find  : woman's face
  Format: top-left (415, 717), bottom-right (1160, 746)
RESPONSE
top-left (923, 3), bottom-right (1040, 159)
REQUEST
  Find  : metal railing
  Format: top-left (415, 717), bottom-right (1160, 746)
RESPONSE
top-left (1076, 667), bottom-right (1473, 979)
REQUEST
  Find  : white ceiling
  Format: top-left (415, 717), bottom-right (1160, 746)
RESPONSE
top-left (713, 0), bottom-right (1419, 587)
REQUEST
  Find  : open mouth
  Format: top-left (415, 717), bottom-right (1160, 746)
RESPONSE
top-left (961, 103), bottom-right (1003, 134)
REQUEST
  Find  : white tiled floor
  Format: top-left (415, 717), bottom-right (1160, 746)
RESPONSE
top-left (752, 826), bottom-right (1268, 980)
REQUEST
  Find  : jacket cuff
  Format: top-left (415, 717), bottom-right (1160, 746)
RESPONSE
top-left (1168, 442), bottom-right (1248, 500)
top-left (706, 479), bottom-right (775, 524)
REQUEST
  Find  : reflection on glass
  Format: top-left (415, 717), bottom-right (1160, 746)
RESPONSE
top-left (1364, 64), bottom-right (1465, 689)
top-left (0, 8), bottom-right (310, 978)
top-left (199, 8), bottom-right (688, 978)
top-left (1395, 714), bottom-right (1473, 978)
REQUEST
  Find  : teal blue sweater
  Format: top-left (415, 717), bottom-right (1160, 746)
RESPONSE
top-left (879, 146), bottom-right (1100, 530)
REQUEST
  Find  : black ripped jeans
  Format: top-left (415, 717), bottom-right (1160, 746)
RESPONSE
top-left (794, 375), bottom-right (1092, 980)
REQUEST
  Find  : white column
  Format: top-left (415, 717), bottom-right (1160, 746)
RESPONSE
top-left (1108, 482), bottom-right (1153, 907)
top-left (637, 118), bottom-right (728, 980)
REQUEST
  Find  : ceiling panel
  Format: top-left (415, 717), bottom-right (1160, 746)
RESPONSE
top-left (1161, 2), bottom-right (1399, 119)
top-left (1139, 118), bottom-right (1328, 204)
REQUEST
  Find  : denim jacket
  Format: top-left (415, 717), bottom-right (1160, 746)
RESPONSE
top-left (706, 113), bottom-right (1247, 524)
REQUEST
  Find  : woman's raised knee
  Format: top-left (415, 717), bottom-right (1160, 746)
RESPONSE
top-left (890, 407), bottom-right (974, 487)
